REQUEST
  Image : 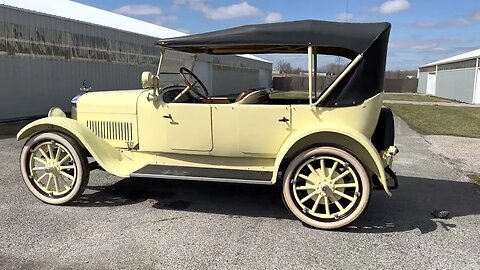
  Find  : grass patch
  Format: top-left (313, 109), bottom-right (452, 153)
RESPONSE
top-left (387, 104), bottom-right (480, 138)
top-left (384, 93), bottom-right (459, 103)
top-left (467, 174), bottom-right (480, 186)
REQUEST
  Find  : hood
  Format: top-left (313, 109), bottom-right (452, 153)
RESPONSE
top-left (76, 90), bottom-right (146, 114)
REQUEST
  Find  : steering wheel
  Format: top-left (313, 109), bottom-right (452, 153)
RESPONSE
top-left (175, 67), bottom-right (209, 101)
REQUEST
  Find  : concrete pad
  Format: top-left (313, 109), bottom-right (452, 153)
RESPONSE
top-left (424, 135), bottom-right (480, 176)
top-left (0, 117), bottom-right (479, 269)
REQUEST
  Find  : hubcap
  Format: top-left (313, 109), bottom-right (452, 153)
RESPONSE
top-left (292, 156), bottom-right (360, 219)
top-left (28, 141), bottom-right (77, 197)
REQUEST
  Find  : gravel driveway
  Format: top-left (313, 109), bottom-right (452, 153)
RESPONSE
top-left (0, 118), bottom-right (479, 270)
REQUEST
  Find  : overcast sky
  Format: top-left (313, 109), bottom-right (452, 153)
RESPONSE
top-left (76, 0), bottom-right (480, 70)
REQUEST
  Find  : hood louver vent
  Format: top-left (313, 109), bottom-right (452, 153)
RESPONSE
top-left (86, 120), bottom-right (133, 141)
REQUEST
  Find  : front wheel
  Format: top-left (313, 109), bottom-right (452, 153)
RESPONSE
top-left (20, 132), bottom-right (89, 205)
top-left (282, 146), bottom-right (370, 230)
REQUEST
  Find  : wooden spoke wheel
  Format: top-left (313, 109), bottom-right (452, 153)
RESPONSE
top-left (282, 146), bottom-right (370, 230)
top-left (20, 132), bottom-right (89, 205)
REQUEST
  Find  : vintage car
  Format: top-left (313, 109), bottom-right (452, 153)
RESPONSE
top-left (17, 20), bottom-right (398, 230)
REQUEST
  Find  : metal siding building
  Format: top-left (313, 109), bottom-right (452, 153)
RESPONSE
top-left (417, 49), bottom-right (480, 104)
top-left (0, 0), bottom-right (272, 122)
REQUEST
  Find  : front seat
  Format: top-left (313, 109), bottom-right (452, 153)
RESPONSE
top-left (235, 90), bottom-right (255, 102)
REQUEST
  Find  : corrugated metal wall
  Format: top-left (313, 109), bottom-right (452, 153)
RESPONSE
top-left (417, 58), bottom-right (478, 103)
top-left (417, 72), bottom-right (427, 94)
top-left (435, 69), bottom-right (475, 103)
top-left (0, 5), bottom-right (272, 122)
top-left (0, 5), bottom-right (159, 121)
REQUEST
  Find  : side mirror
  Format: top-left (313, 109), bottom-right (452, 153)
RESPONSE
top-left (141, 71), bottom-right (159, 89)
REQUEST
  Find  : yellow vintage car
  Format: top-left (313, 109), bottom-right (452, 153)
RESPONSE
top-left (17, 20), bottom-right (398, 230)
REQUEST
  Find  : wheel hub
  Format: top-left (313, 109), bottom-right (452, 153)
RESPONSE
top-left (45, 159), bottom-right (60, 174)
top-left (306, 168), bottom-right (340, 202)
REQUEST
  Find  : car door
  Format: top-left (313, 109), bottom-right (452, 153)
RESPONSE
top-left (237, 105), bottom-right (291, 156)
top-left (163, 103), bottom-right (213, 151)
top-left (137, 93), bottom-right (212, 153)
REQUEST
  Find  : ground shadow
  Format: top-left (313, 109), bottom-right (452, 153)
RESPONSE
top-left (0, 120), bottom-right (33, 139)
top-left (74, 178), bottom-right (293, 220)
top-left (74, 175), bottom-right (479, 234)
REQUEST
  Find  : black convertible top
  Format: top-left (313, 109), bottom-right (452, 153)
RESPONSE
top-left (156, 20), bottom-right (391, 58)
top-left (156, 20), bottom-right (391, 107)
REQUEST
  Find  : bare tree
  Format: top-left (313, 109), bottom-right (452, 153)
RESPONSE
top-left (318, 62), bottom-right (346, 76)
top-left (276, 60), bottom-right (293, 74)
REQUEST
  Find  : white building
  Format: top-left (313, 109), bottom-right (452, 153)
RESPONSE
top-left (417, 49), bottom-right (480, 104)
top-left (0, 0), bottom-right (272, 122)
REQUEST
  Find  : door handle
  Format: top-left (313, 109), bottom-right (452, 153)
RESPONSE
top-left (278, 117), bottom-right (289, 122)
top-left (163, 114), bottom-right (172, 119)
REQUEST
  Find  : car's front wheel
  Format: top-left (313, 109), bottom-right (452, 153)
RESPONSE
top-left (282, 146), bottom-right (370, 230)
top-left (20, 132), bottom-right (89, 205)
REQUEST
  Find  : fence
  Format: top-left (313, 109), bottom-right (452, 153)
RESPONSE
top-left (273, 75), bottom-right (418, 93)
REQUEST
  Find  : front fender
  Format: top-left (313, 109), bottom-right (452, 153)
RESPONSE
top-left (17, 117), bottom-right (141, 177)
top-left (273, 126), bottom-right (391, 196)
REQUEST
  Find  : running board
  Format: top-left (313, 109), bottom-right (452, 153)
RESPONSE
top-left (130, 165), bottom-right (273, 185)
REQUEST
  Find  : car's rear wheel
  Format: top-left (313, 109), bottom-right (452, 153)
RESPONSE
top-left (282, 146), bottom-right (370, 230)
top-left (20, 132), bottom-right (89, 205)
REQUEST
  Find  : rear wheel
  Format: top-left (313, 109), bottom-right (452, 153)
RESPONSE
top-left (20, 132), bottom-right (89, 205)
top-left (282, 146), bottom-right (370, 230)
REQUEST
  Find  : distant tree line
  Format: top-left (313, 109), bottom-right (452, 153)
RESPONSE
top-left (276, 60), bottom-right (416, 79)
top-left (384, 70), bottom-right (417, 79)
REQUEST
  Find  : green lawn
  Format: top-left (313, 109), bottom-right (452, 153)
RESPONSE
top-left (384, 93), bottom-right (459, 103)
top-left (387, 104), bottom-right (480, 138)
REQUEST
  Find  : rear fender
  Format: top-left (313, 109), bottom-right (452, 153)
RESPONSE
top-left (274, 126), bottom-right (391, 196)
top-left (17, 117), bottom-right (140, 177)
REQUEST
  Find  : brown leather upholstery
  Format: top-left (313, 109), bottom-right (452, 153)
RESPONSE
top-left (201, 98), bottom-right (231, 104)
top-left (235, 90), bottom-right (255, 102)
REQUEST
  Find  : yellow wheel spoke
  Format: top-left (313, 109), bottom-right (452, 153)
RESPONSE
top-left (298, 174), bottom-right (315, 184)
top-left (335, 183), bottom-right (357, 188)
top-left (300, 191), bottom-right (317, 203)
top-left (59, 171), bottom-right (75, 181)
top-left (59, 165), bottom-right (75, 170)
top-left (38, 148), bottom-right (50, 160)
top-left (298, 174), bottom-right (309, 180)
top-left (45, 174), bottom-right (52, 191)
top-left (334, 190), bottom-right (355, 202)
top-left (35, 173), bottom-right (48, 183)
top-left (295, 185), bottom-right (316, 191)
top-left (320, 159), bottom-right (326, 177)
top-left (59, 174), bottom-right (74, 185)
top-left (334, 200), bottom-right (345, 211)
top-left (47, 144), bottom-right (54, 159)
top-left (324, 197), bottom-right (330, 216)
top-left (311, 195), bottom-right (322, 213)
top-left (329, 161), bottom-right (338, 178)
top-left (59, 176), bottom-right (71, 189)
top-left (53, 176), bottom-right (60, 193)
top-left (331, 170), bottom-right (351, 183)
top-left (32, 167), bottom-right (47, 171)
top-left (58, 155), bottom-right (71, 165)
top-left (33, 157), bottom-right (47, 165)
top-left (307, 164), bottom-right (321, 178)
top-left (55, 146), bottom-right (62, 161)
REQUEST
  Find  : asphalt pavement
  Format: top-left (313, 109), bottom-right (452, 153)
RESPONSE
top-left (0, 117), bottom-right (479, 270)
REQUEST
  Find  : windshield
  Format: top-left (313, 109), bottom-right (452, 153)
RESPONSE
top-left (156, 49), bottom-right (196, 87)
